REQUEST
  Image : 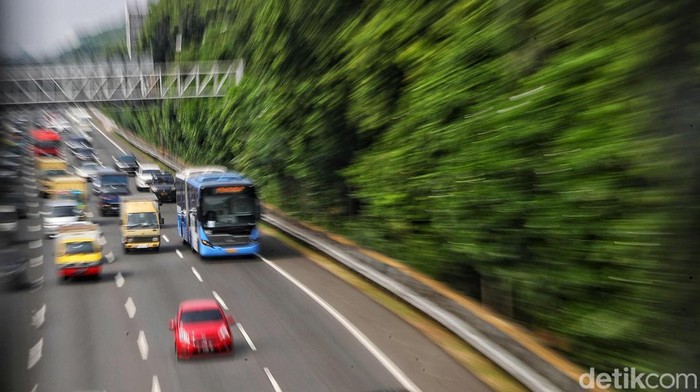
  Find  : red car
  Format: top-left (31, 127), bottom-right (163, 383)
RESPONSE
top-left (169, 299), bottom-right (235, 359)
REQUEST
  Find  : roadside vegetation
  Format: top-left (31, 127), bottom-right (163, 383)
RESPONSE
top-left (103, 0), bottom-right (700, 375)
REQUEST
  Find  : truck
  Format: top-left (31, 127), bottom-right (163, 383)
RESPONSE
top-left (46, 175), bottom-right (89, 205)
top-left (54, 223), bottom-right (104, 280)
top-left (36, 157), bottom-right (69, 197)
top-left (120, 194), bottom-right (163, 253)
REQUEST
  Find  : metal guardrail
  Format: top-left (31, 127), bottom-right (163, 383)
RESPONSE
top-left (89, 107), bottom-right (583, 392)
top-left (0, 60), bottom-right (244, 105)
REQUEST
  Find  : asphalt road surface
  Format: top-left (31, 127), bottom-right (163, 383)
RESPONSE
top-left (0, 108), bottom-right (492, 392)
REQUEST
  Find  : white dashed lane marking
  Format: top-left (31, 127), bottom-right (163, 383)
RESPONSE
top-left (137, 331), bottom-right (148, 360)
top-left (151, 375), bottom-right (161, 392)
top-left (31, 304), bottom-right (46, 329)
top-left (28, 225), bottom-right (41, 232)
top-left (237, 323), bottom-right (257, 351)
top-left (212, 291), bottom-right (229, 310)
top-left (162, 235), bottom-right (169, 243)
top-left (191, 267), bottom-right (203, 282)
top-left (175, 249), bottom-right (183, 258)
top-left (29, 240), bottom-right (42, 249)
top-left (125, 297), bottom-right (136, 319)
top-left (264, 367), bottom-right (283, 392)
top-left (27, 338), bottom-right (43, 369)
top-left (115, 272), bottom-right (125, 288)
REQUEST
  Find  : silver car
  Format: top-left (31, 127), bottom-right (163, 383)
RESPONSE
top-left (41, 200), bottom-right (84, 238)
top-left (74, 161), bottom-right (101, 182)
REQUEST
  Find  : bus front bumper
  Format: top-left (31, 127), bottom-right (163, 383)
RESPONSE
top-left (198, 242), bottom-right (260, 257)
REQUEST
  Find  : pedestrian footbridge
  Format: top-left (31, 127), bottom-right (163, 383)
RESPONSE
top-left (0, 60), bottom-right (243, 106)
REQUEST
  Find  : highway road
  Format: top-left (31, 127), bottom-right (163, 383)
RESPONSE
top-left (0, 109), bottom-right (492, 392)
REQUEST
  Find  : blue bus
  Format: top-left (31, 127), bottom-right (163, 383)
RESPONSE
top-left (175, 167), bottom-right (261, 257)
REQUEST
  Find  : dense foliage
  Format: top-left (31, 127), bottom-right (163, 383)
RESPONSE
top-left (105, 0), bottom-right (700, 374)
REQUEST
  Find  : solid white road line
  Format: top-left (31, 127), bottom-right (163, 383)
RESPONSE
top-left (27, 338), bottom-right (43, 369)
top-left (175, 249), bottom-right (183, 258)
top-left (31, 304), bottom-right (46, 329)
top-left (151, 376), bottom-right (161, 392)
top-left (125, 297), bottom-right (136, 319)
top-left (28, 225), bottom-right (41, 232)
top-left (212, 291), bottom-right (229, 310)
top-left (89, 119), bottom-right (126, 154)
top-left (137, 330), bottom-right (149, 360)
top-left (162, 235), bottom-right (169, 243)
top-left (191, 267), bottom-right (203, 282)
top-left (29, 240), bottom-right (42, 249)
top-left (237, 323), bottom-right (257, 351)
top-left (29, 256), bottom-right (44, 268)
top-left (115, 272), bottom-right (125, 288)
top-left (264, 367), bottom-right (283, 392)
top-left (257, 254), bottom-right (422, 392)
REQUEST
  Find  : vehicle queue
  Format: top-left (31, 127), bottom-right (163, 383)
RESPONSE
top-left (2, 108), bottom-right (245, 360)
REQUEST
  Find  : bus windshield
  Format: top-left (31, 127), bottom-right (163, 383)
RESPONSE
top-left (200, 186), bottom-right (256, 228)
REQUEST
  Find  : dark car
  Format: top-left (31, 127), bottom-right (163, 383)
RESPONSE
top-left (149, 172), bottom-right (176, 202)
top-left (73, 147), bottom-right (97, 162)
top-left (98, 184), bottom-right (131, 216)
top-left (113, 154), bottom-right (139, 175)
top-left (65, 136), bottom-right (92, 152)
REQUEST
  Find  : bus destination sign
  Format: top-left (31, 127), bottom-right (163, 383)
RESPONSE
top-left (215, 186), bottom-right (246, 194)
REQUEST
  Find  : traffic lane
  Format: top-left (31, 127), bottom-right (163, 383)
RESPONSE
top-left (105, 232), bottom-right (276, 392)
top-left (85, 111), bottom-right (417, 390)
top-left (87, 191), bottom-right (277, 392)
top-left (87, 114), bottom-right (408, 390)
top-left (192, 250), bottom-right (406, 391)
top-left (259, 235), bottom-right (493, 392)
top-left (33, 209), bottom-right (155, 392)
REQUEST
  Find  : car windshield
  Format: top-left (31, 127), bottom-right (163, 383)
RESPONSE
top-left (181, 309), bottom-right (223, 323)
top-left (76, 148), bottom-right (93, 154)
top-left (127, 212), bottom-right (158, 228)
top-left (119, 156), bottom-right (136, 163)
top-left (65, 241), bottom-right (95, 255)
top-left (51, 205), bottom-right (76, 217)
top-left (142, 169), bottom-right (160, 176)
top-left (153, 175), bottom-right (173, 184)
